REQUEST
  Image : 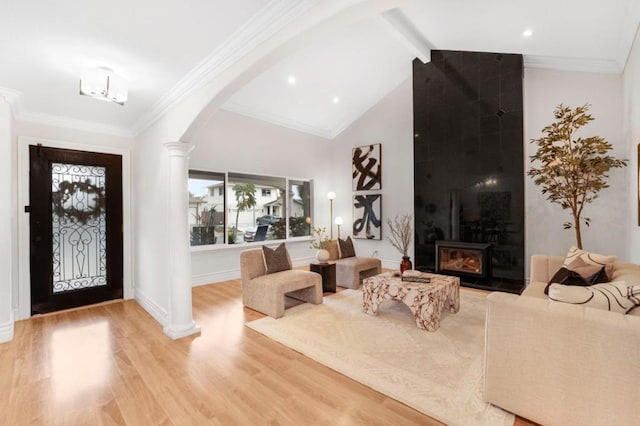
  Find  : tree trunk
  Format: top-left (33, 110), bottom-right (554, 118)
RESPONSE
top-left (234, 208), bottom-right (241, 241)
top-left (574, 214), bottom-right (582, 249)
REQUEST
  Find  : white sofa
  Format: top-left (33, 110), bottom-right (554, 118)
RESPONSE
top-left (484, 254), bottom-right (640, 426)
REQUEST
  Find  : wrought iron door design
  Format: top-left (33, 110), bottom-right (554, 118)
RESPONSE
top-left (30, 146), bottom-right (123, 314)
top-left (51, 163), bottom-right (107, 293)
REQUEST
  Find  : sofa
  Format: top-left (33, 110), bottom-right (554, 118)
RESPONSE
top-left (323, 240), bottom-right (381, 289)
top-left (484, 254), bottom-right (640, 426)
top-left (240, 248), bottom-right (322, 318)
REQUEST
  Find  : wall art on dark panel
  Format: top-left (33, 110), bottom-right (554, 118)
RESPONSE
top-left (353, 194), bottom-right (381, 240)
top-left (413, 50), bottom-right (525, 294)
top-left (352, 144), bottom-right (381, 190)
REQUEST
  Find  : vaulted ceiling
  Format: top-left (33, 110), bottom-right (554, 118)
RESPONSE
top-left (1, 0), bottom-right (638, 139)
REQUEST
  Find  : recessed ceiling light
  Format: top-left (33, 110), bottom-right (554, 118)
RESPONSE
top-left (333, 97), bottom-right (340, 104)
top-left (522, 29), bottom-right (533, 38)
top-left (288, 75), bottom-right (296, 85)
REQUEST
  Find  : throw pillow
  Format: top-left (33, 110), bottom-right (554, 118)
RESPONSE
top-left (262, 243), bottom-right (291, 274)
top-left (563, 246), bottom-right (616, 280)
top-left (321, 240), bottom-right (339, 261)
top-left (338, 236), bottom-right (356, 258)
top-left (548, 281), bottom-right (640, 314)
top-left (544, 257), bottom-right (609, 295)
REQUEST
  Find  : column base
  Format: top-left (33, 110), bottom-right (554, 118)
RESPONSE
top-left (163, 321), bottom-right (201, 340)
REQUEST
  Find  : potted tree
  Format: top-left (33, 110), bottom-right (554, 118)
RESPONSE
top-left (528, 104), bottom-right (627, 249)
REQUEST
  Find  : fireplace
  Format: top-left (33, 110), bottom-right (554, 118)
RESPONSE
top-left (435, 241), bottom-right (492, 280)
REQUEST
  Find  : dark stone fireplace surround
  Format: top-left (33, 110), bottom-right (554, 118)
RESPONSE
top-left (413, 50), bottom-right (525, 294)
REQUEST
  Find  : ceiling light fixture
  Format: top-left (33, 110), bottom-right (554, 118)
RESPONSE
top-left (333, 96), bottom-right (340, 104)
top-left (522, 29), bottom-right (533, 38)
top-left (288, 75), bottom-right (296, 85)
top-left (79, 67), bottom-right (128, 105)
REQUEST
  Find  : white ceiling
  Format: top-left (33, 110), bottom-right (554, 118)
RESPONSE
top-left (1, 0), bottom-right (639, 139)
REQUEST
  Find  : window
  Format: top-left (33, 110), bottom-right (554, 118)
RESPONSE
top-left (188, 170), bottom-right (225, 245)
top-left (188, 170), bottom-right (312, 247)
top-left (288, 179), bottom-right (312, 237)
top-left (228, 173), bottom-right (286, 244)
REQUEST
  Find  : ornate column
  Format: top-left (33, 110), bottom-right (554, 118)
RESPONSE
top-left (163, 142), bottom-right (200, 339)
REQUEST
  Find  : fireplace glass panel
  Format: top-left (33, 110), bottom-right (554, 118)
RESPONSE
top-left (438, 247), bottom-right (483, 276)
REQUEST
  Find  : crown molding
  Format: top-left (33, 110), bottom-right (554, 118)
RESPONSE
top-left (131, 0), bottom-right (319, 137)
top-left (0, 87), bottom-right (24, 113)
top-left (16, 110), bottom-right (133, 139)
top-left (524, 55), bottom-right (622, 74)
top-left (380, 9), bottom-right (432, 64)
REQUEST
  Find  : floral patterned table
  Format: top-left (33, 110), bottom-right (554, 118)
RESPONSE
top-left (362, 271), bottom-right (460, 331)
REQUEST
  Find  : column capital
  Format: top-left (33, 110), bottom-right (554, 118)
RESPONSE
top-left (163, 141), bottom-right (195, 157)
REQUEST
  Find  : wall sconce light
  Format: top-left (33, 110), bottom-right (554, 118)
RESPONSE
top-left (327, 191), bottom-right (336, 239)
top-left (80, 67), bottom-right (128, 105)
top-left (334, 216), bottom-right (343, 239)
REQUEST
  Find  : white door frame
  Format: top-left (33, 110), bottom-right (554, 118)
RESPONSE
top-left (17, 136), bottom-right (133, 320)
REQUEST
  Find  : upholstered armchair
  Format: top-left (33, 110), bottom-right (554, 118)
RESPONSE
top-left (323, 239), bottom-right (381, 289)
top-left (240, 247), bottom-right (322, 318)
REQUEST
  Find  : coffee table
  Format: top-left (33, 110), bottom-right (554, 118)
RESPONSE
top-left (362, 271), bottom-right (460, 331)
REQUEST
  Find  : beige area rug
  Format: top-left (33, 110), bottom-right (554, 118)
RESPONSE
top-left (246, 289), bottom-right (514, 426)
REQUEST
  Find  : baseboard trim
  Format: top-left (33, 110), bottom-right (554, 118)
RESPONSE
top-left (0, 311), bottom-right (15, 343)
top-left (135, 290), bottom-right (169, 326)
top-left (191, 255), bottom-right (317, 286)
top-left (163, 322), bottom-right (201, 340)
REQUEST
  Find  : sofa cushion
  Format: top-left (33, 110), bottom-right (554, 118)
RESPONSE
top-left (338, 236), bottom-right (356, 258)
top-left (548, 281), bottom-right (640, 314)
top-left (563, 246), bottom-right (615, 280)
top-left (544, 257), bottom-right (608, 295)
top-left (262, 243), bottom-right (291, 274)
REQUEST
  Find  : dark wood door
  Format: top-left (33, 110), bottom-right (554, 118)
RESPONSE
top-left (29, 145), bottom-right (123, 314)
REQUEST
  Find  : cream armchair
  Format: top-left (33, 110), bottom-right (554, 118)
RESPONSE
top-left (323, 240), bottom-right (381, 289)
top-left (240, 248), bottom-right (322, 318)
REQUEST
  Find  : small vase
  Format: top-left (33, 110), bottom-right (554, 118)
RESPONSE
top-left (316, 249), bottom-right (330, 263)
top-left (400, 256), bottom-right (413, 273)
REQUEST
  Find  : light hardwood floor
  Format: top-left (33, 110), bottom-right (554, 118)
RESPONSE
top-left (0, 278), bottom-right (537, 425)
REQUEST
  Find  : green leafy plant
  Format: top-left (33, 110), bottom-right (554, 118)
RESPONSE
top-left (232, 183), bottom-right (256, 243)
top-left (386, 214), bottom-right (413, 257)
top-left (528, 104), bottom-right (627, 249)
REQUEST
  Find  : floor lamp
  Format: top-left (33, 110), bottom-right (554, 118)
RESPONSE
top-left (335, 216), bottom-right (343, 239)
top-left (327, 191), bottom-right (336, 239)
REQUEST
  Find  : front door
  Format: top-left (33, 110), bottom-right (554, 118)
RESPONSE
top-left (29, 145), bottom-right (123, 314)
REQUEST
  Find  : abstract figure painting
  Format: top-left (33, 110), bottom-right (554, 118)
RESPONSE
top-left (353, 194), bottom-right (382, 240)
top-left (353, 144), bottom-right (381, 190)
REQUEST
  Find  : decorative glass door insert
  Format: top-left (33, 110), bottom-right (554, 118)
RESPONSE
top-left (51, 163), bottom-right (107, 293)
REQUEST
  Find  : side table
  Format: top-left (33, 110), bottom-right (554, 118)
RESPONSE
top-left (310, 262), bottom-right (336, 293)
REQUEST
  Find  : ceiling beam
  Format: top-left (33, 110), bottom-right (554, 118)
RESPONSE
top-left (380, 8), bottom-right (433, 64)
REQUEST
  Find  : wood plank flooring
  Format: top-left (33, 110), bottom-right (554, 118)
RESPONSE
top-left (0, 278), bottom-right (536, 425)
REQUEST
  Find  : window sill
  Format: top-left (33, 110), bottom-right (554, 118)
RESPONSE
top-left (191, 236), bottom-right (312, 253)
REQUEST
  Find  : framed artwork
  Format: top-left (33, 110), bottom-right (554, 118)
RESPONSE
top-left (352, 194), bottom-right (382, 240)
top-left (352, 143), bottom-right (381, 190)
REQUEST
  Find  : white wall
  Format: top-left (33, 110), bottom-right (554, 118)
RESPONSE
top-left (330, 76), bottom-right (414, 269)
top-left (0, 99), bottom-right (14, 342)
top-left (524, 68), bottom-right (627, 265)
top-left (623, 28), bottom-right (640, 264)
top-left (188, 109), bottom-right (334, 285)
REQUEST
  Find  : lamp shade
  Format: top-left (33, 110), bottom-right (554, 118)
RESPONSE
top-left (334, 216), bottom-right (343, 225)
top-left (327, 191), bottom-right (336, 200)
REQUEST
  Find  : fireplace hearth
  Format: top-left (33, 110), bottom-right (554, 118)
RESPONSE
top-left (435, 241), bottom-right (492, 280)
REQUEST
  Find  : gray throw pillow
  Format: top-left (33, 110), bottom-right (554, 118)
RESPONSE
top-left (262, 243), bottom-right (291, 274)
